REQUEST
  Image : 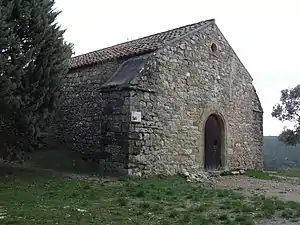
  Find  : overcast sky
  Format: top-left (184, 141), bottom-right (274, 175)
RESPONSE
top-left (55, 0), bottom-right (300, 136)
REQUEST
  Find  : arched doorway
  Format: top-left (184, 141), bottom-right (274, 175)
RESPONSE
top-left (204, 114), bottom-right (224, 170)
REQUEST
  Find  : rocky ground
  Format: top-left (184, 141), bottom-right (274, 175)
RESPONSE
top-left (181, 168), bottom-right (300, 203)
top-left (213, 175), bottom-right (300, 203)
top-left (39, 171), bottom-right (300, 225)
top-left (213, 175), bottom-right (300, 225)
top-left (180, 170), bottom-right (300, 225)
top-left (4, 163), bottom-right (300, 224)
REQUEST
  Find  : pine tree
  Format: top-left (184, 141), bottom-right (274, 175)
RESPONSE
top-left (0, 0), bottom-right (73, 161)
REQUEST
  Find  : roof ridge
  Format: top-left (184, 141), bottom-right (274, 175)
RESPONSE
top-left (70, 18), bottom-right (215, 69)
top-left (71, 18), bottom-right (214, 60)
top-left (161, 19), bottom-right (215, 48)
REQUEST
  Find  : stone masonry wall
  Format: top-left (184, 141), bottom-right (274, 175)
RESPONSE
top-left (128, 23), bottom-right (263, 175)
top-left (251, 90), bottom-right (264, 169)
top-left (54, 60), bottom-right (125, 163)
top-left (100, 88), bottom-right (131, 174)
top-left (127, 88), bottom-right (161, 175)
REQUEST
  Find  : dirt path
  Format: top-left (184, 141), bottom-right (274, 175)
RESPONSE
top-left (212, 175), bottom-right (300, 225)
top-left (213, 175), bottom-right (300, 202)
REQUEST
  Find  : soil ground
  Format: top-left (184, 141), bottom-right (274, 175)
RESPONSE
top-left (213, 175), bottom-right (300, 225)
top-left (214, 175), bottom-right (300, 202)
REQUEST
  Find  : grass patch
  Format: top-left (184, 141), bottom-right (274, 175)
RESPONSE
top-left (1, 166), bottom-right (300, 224)
top-left (277, 170), bottom-right (300, 178)
top-left (246, 170), bottom-right (275, 180)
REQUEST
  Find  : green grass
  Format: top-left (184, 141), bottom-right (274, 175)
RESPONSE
top-left (277, 170), bottom-right (300, 178)
top-left (1, 166), bottom-right (300, 225)
top-left (246, 169), bottom-right (300, 180)
top-left (245, 170), bottom-right (275, 180)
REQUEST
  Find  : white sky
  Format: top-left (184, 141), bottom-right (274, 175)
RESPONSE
top-left (55, 0), bottom-right (300, 136)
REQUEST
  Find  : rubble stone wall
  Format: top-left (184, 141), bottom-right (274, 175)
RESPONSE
top-left (128, 23), bottom-right (263, 175)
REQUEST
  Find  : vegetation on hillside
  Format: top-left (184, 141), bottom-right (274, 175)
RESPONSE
top-left (264, 136), bottom-right (300, 171)
top-left (0, 0), bottom-right (72, 161)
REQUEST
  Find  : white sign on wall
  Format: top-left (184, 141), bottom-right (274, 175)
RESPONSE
top-left (131, 111), bottom-right (142, 123)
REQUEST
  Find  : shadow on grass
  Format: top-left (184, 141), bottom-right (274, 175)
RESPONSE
top-left (23, 148), bottom-right (105, 176)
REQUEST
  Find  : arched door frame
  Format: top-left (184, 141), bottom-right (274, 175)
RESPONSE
top-left (201, 110), bottom-right (227, 170)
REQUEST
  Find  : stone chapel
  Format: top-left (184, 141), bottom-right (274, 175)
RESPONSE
top-left (58, 19), bottom-right (263, 175)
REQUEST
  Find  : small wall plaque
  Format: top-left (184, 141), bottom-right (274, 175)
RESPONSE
top-left (131, 111), bottom-right (142, 123)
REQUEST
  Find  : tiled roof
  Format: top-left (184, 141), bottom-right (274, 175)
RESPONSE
top-left (69, 19), bottom-right (214, 69)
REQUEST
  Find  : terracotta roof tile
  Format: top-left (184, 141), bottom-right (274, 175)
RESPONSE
top-left (69, 19), bottom-right (214, 69)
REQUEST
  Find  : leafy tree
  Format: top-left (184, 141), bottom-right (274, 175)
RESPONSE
top-left (0, 0), bottom-right (73, 161)
top-left (272, 85), bottom-right (300, 145)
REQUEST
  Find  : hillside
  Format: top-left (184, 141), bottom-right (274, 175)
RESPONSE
top-left (264, 136), bottom-right (300, 171)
